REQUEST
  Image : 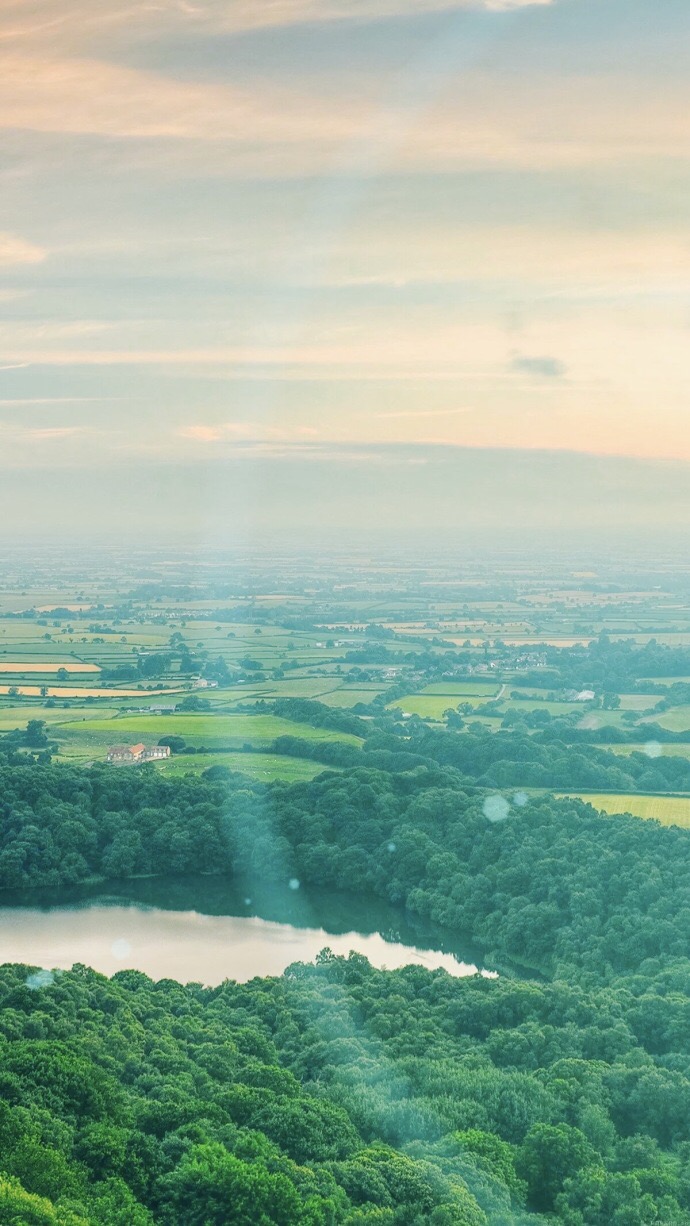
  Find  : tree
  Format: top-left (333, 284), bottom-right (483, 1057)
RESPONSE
top-left (0, 1174), bottom-right (89, 1225)
top-left (176, 695), bottom-right (210, 712)
top-left (454, 1130), bottom-right (526, 1203)
top-left (25, 720), bottom-right (48, 748)
top-left (204, 656), bottom-right (230, 685)
top-left (517, 1124), bottom-right (597, 1212)
top-left (158, 735), bottom-right (187, 754)
top-left (159, 1144), bottom-right (304, 1226)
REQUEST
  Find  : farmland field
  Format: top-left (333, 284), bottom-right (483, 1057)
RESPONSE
top-left (618, 694), bottom-right (660, 710)
top-left (417, 681), bottom-right (501, 696)
top-left (640, 706), bottom-right (690, 731)
top-left (603, 743), bottom-right (690, 758)
top-left (557, 792), bottom-right (690, 827)
top-left (0, 705), bottom-right (115, 731)
top-left (151, 751), bottom-right (332, 782)
top-left (642, 676), bottom-right (690, 685)
top-left (388, 694), bottom-right (491, 719)
top-left (315, 687), bottom-right (386, 707)
top-left (506, 698), bottom-right (596, 716)
top-left (0, 684), bottom-right (186, 699)
top-left (53, 712), bottom-right (362, 764)
top-left (0, 661), bottom-right (100, 673)
top-left (9, 559), bottom-right (690, 783)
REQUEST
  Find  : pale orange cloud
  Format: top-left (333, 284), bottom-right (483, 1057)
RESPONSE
top-left (0, 0), bottom-right (554, 54)
top-left (0, 233), bottom-right (46, 265)
top-left (396, 73), bottom-right (690, 170)
top-left (1, 53), bottom-right (685, 185)
top-left (178, 422), bottom-right (320, 443)
top-left (178, 424), bottom-right (224, 442)
top-left (0, 54), bottom-right (360, 144)
top-left (26, 426), bottom-right (83, 440)
top-left (323, 225), bottom-right (690, 289)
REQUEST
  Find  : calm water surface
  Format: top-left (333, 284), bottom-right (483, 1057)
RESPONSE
top-left (0, 877), bottom-right (497, 985)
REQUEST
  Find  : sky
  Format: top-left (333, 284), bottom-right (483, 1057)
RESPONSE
top-left (1, 0), bottom-right (689, 544)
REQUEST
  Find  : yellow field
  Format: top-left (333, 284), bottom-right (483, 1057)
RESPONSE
top-left (603, 744), bottom-right (690, 758)
top-left (558, 792), bottom-right (690, 827)
top-left (0, 685), bottom-right (186, 699)
top-left (0, 661), bottom-right (100, 673)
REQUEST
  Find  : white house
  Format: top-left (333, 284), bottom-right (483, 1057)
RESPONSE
top-left (107, 743), bottom-right (171, 764)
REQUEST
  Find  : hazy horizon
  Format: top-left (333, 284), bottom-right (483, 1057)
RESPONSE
top-left (2, 445), bottom-right (690, 552)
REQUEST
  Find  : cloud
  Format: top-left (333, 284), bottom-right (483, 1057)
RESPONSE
top-left (321, 225), bottom-right (690, 293)
top-left (0, 47), bottom-right (686, 182)
top-left (0, 233), bottom-right (46, 266)
top-left (0, 348), bottom-right (251, 365)
top-left (174, 433), bottom-right (396, 460)
top-left (0, 397), bottom-right (119, 406)
top-left (375, 407), bottom-right (474, 418)
top-left (200, 0), bottom-right (554, 29)
top-left (392, 73), bottom-right (690, 172)
top-left (0, 0), bottom-right (687, 189)
top-left (178, 422), bottom-right (320, 444)
top-left (179, 424), bottom-right (223, 442)
top-left (26, 426), bottom-right (83, 439)
top-left (510, 355), bottom-right (567, 379)
top-left (0, 0), bottom-right (554, 51)
top-left (0, 322), bottom-right (109, 343)
top-left (0, 54), bottom-right (359, 145)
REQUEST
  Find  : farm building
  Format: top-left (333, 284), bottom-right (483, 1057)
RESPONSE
top-left (107, 743), bottom-right (171, 764)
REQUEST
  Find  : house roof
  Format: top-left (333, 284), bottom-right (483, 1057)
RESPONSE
top-left (129, 743), bottom-right (146, 755)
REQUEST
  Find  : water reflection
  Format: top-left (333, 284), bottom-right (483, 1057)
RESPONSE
top-left (0, 876), bottom-right (499, 986)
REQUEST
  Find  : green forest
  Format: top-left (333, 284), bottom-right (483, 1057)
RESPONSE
top-left (1, 748), bottom-right (690, 1222)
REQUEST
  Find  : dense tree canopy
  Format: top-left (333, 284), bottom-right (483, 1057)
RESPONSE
top-left (2, 952), bottom-right (690, 1224)
top-left (1, 692), bottom-right (690, 1224)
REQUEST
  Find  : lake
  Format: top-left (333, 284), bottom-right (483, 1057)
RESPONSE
top-left (0, 876), bottom-right (497, 985)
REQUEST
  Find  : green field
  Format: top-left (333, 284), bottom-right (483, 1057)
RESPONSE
top-left (641, 676), bottom-right (690, 685)
top-left (618, 694), bottom-right (660, 711)
top-left (640, 706), bottom-right (690, 732)
top-left (506, 699), bottom-right (593, 716)
top-left (53, 712), bottom-right (361, 764)
top-left (558, 792), bottom-right (690, 827)
top-left (418, 682), bottom-right (501, 697)
top-left (388, 694), bottom-right (491, 719)
top-left (150, 751), bottom-right (332, 782)
top-left (0, 706), bottom-right (100, 731)
top-left (315, 687), bottom-right (386, 707)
